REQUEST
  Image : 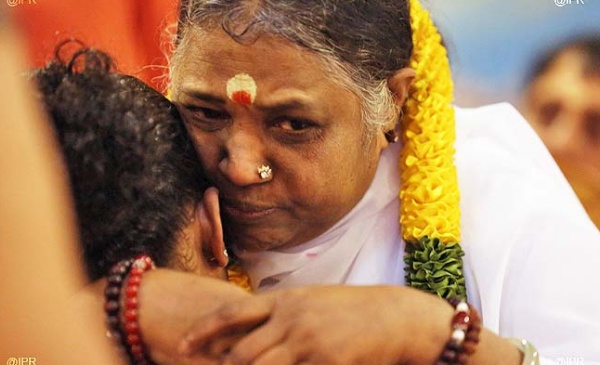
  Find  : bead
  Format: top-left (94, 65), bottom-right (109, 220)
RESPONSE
top-left (104, 255), bottom-right (155, 365)
top-left (463, 341), bottom-right (478, 354)
top-left (131, 344), bottom-right (144, 357)
top-left (451, 329), bottom-right (466, 345)
top-left (124, 309), bottom-right (138, 321)
top-left (125, 296), bottom-right (139, 308)
top-left (466, 331), bottom-right (480, 342)
top-left (436, 299), bottom-right (481, 365)
top-left (109, 331), bottom-right (122, 343)
top-left (106, 315), bottom-right (119, 327)
top-left (125, 321), bottom-right (139, 333)
top-left (127, 333), bottom-right (141, 346)
top-left (130, 267), bottom-right (144, 275)
top-left (456, 301), bottom-right (469, 313)
top-left (125, 284), bottom-right (139, 296)
top-left (104, 300), bottom-right (120, 313)
top-left (452, 311), bottom-right (470, 330)
top-left (441, 349), bottom-right (457, 361)
top-left (107, 274), bottom-right (124, 284)
top-left (128, 274), bottom-right (142, 285)
top-left (104, 285), bottom-right (121, 298)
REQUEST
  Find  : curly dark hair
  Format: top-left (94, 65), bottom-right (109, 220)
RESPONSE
top-left (33, 43), bottom-right (207, 281)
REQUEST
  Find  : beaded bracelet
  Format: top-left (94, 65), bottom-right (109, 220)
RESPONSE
top-left (436, 298), bottom-right (482, 365)
top-left (104, 254), bottom-right (156, 365)
top-left (105, 258), bottom-right (134, 360)
top-left (123, 254), bottom-right (156, 365)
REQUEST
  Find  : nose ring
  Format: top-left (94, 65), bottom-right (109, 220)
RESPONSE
top-left (257, 165), bottom-right (273, 180)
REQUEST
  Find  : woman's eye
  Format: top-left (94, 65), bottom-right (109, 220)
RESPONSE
top-left (276, 119), bottom-right (314, 131)
top-left (272, 118), bottom-right (322, 144)
top-left (193, 107), bottom-right (229, 120)
top-left (181, 106), bottom-right (230, 131)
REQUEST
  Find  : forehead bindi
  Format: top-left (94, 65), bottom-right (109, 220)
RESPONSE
top-left (227, 73), bottom-right (257, 106)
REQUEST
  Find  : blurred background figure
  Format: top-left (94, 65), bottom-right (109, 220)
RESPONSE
top-left (6, 0), bottom-right (177, 91)
top-left (521, 35), bottom-right (600, 228)
top-left (427, 0), bottom-right (600, 229)
top-left (428, 0), bottom-right (600, 107)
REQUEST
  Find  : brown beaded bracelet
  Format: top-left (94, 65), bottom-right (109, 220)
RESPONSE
top-left (435, 298), bottom-right (482, 365)
top-left (104, 255), bottom-right (156, 365)
top-left (105, 258), bottom-right (134, 360)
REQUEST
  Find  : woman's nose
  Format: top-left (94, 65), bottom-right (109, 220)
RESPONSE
top-left (218, 127), bottom-right (270, 186)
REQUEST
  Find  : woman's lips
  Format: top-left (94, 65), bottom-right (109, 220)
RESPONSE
top-left (221, 200), bottom-right (278, 222)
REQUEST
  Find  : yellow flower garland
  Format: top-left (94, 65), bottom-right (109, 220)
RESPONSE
top-left (401, 0), bottom-right (460, 243)
top-left (401, 0), bottom-right (466, 299)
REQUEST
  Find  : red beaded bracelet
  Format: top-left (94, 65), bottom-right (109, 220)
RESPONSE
top-left (436, 298), bottom-right (482, 365)
top-left (122, 254), bottom-right (156, 365)
top-left (104, 255), bottom-right (156, 365)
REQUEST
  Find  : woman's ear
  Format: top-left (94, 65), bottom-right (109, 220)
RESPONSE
top-left (388, 67), bottom-right (416, 107)
top-left (379, 68), bottom-right (416, 145)
top-left (197, 187), bottom-right (229, 268)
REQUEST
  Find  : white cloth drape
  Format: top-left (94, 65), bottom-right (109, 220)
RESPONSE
top-left (236, 103), bottom-right (600, 364)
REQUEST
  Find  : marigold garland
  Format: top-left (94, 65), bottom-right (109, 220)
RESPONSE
top-left (227, 261), bottom-right (252, 291)
top-left (401, 0), bottom-right (466, 299)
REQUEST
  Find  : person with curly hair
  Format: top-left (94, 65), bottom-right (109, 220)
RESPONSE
top-left (33, 44), bottom-right (230, 281)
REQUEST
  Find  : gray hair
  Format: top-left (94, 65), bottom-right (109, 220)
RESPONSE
top-left (171, 0), bottom-right (413, 135)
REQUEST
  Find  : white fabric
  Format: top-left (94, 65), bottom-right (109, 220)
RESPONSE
top-left (237, 103), bottom-right (600, 364)
top-left (235, 141), bottom-right (404, 290)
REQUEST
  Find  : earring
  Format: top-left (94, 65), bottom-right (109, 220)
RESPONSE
top-left (385, 110), bottom-right (404, 143)
top-left (385, 130), bottom-right (399, 143)
top-left (257, 165), bottom-right (273, 180)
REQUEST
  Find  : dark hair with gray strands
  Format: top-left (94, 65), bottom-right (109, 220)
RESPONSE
top-left (172, 0), bottom-right (413, 135)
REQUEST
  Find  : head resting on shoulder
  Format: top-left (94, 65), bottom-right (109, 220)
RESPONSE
top-left (169, 0), bottom-right (467, 298)
top-left (33, 42), bottom-right (226, 280)
top-left (167, 0), bottom-right (418, 252)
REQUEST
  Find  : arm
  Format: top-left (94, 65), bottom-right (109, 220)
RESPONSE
top-left (179, 285), bottom-right (522, 365)
top-left (0, 16), bottom-right (121, 364)
top-left (76, 268), bottom-right (251, 365)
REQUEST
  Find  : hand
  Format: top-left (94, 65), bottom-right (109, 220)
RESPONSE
top-left (180, 285), bottom-right (454, 365)
top-left (137, 269), bottom-right (250, 365)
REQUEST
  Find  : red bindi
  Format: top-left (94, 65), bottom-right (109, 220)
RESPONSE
top-left (232, 90), bottom-right (252, 105)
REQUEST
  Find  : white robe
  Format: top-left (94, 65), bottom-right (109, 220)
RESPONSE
top-left (236, 103), bottom-right (600, 364)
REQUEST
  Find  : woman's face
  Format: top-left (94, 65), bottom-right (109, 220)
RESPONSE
top-left (171, 28), bottom-right (386, 251)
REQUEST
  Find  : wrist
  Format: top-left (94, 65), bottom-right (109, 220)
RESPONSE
top-left (399, 289), bottom-right (455, 365)
top-left (104, 255), bottom-right (156, 365)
